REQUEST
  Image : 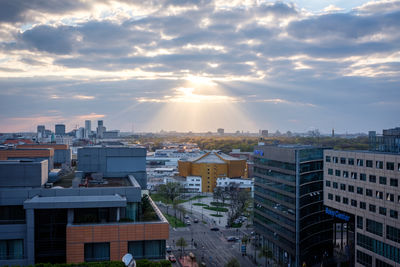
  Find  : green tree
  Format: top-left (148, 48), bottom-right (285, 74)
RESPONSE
top-left (225, 257), bottom-right (240, 267)
top-left (158, 182), bottom-right (182, 215)
top-left (176, 237), bottom-right (187, 258)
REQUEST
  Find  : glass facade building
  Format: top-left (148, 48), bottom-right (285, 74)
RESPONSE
top-left (253, 145), bottom-right (333, 266)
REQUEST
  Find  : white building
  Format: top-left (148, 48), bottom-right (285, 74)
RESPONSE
top-left (183, 176), bottom-right (202, 193)
top-left (216, 177), bottom-right (253, 191)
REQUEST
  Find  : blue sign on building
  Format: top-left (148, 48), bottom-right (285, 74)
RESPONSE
top-left (325, 207), bottom-right (350, 221)
top-left (254, 150), bottom-right (264, 156)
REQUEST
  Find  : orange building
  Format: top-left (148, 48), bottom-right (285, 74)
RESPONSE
top-left (178, 151), bottom-right (247, 192)
top-left (0, 148), bottom-right (54, 170)
top-left (17, 144), bottom-right (71, 167)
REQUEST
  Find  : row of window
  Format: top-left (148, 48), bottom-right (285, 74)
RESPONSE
top-left (0, 239), bottom-right (23, 260)
top-left (327, 169), bottom-right (398, 187)
top-left (326, 180), bottom-right (399, 203)
top-left (326, 156), bottom-right (399, 171)
top-left (356, 250), bottom-right (394, 267)
top-left (327, 193), bottom-right (398, 219)
top-left (357, 233), bottom-right (400, 264)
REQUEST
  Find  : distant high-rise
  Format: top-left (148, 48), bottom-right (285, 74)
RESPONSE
top-left (217, 128), bottom-right (224, 135)
top-left (85, 120), bottom-right (91, 138)
top-left (98, 120), bottom-right (103, 127)
top-left (37, 125), bottom-right (45, 138)
top-left (55, 124), bottom-right (66, 135)
top-left (97, 120), bottom-right (106, 139)
top-left (369, 127), bottom-right (400, 153)
top-left (261, 130), bottom-right (268, 137)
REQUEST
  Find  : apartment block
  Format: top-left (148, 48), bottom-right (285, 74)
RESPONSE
top-left (17, 144), bottom-right (71, 167)
top-left (324, 150), bottom-right (400, 266)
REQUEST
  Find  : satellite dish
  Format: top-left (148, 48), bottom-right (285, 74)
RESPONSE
top-left (122, 253), bottom-right (136, 267)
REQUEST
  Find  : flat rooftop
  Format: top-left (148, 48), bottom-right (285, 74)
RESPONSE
top-left (53, 175), bottom-right (133, 188)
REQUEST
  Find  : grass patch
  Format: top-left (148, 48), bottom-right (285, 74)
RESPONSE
top-left (231, 222), bottom-right (242, 228)
top-left (193, 203), bottom-right (209, 207)
top-left (204, 206), bottom-right (228, 212)
top-left (202, 221), bottom-right (207, 224)
top-left (190, 195), bottom-right (208, 201)
top-left (210, 202), bottom-right (230, 207)
top-left (210, 214), bottom-right (223, 217)
top-left (150, 193), bottom-right (186, 205)
top-left (163, 213), bottom-right (186, 228)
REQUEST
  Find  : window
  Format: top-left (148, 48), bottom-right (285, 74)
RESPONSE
top-left (357, 159), bottom-right (364, 166)
top-left (351, 172), bottom-right (357, 179)
top-left (376, 161), bottom-right (383, 169)
top-left (360, 202), bottom-right (366, 209)
top-left (340, 157), bottom-right (346, 164)
top-left (348, 185), bottom-right (354, 192)
top-left (376, 191), bottom-right (383, 199)
top-left (328, 193), bottom-right (333, 200)
top-left (369, 175), bottom-right (376, 183)
top-left (348, 158), bottom-right (354, 165)
top-left (398, 163), bottom-right (400, 171)
top-left (325, 156), bottom-right (331, 162)
top-left (387, 225), bottom-right (400, 243)
top-left (328, 168), bottom-right (333, 175)
top-left (369, 204), bottom-right (376, 212)
top-left (366, 219), bottom-right (383, 236)
top-left (379, 207), bottom-right (387, 216)
top-left (128, 240), bottom-right (166, 259)
top-left (340, 184), bottom-right (346, 191)
top-left (390, 210), bottom-right (398, 219)
top-left (335, 170), bottom-right (341, 177)
top-left (343, 197), bottom-right (348, 204)
top-left (351, 199), bottom-right (357, 207)
top-left (366, 160), bottom-right (373, 167)
top-left (84, 243), bottom-right (110, 262)
top-left (333, 157), bottom-right (338, 163)
top-left (386, 162), bottom-right (394, 170)
top-left (335, 195), bottom-right (341, 202)
top-left (325, 180), bottom-right (331, 187)
top-left (386, 193), bottom-right (394, 202)
top-left (366, 189), bottom-right (373, 197)
top-left (333, 182), bottom-right (338, 189)
top-left (0, 239), bottom-right (23, 260)
top-left (379, 176), bottom-right (387, 185)
top-left (0, 206), bottom-right (25, 224)
top-left (357, 187), bottom-right (363, 195)
top-left (376, 258), bottom-right (394, 267)
top-left (360, 173), bottom-right (366, 181)
top-left (357, 250), bottom-right (372, 267)
top-left (390, 178), bottom-right (398, 187)
top-left (357, 216), bottom-right (363, 229)
top-left (343, 171), bottom-right (349, 178)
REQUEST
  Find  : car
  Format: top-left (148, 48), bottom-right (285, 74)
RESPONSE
top-left (210, 227), bottom-right (220, 231)
top-left (168, 254), bottom-right (176, 263)
top-left (193, 218), bottom-right (199, 223)
top-left (166, 246), bottom-right (172, 253)
top-left (186, 220), bottom-right (191, 225)
top-left (184, 215), bottom-right (190, 219)
top-left (250, 231), bottom-right (256, 236)
top-left (227, 236), bottom-right (239, 242)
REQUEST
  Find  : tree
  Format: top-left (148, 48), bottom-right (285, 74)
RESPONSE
top-left (176, 237), bottom-right (187, 258)
top-left (258, 246), bottom-right (274, 267)
top-left (158, 182), bottom-right (182, 215)
top-left (225, 258), bottom-right (240, 267)
top-left (226, 184), bottom-right (250, 225)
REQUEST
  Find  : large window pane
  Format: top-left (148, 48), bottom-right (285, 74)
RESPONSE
top-left (0, 239), bottom-right (24, 260)
top-left (84, 242), bottom-right (110, 262)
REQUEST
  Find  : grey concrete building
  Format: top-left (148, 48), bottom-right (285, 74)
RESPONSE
top-left (17, 144), bottom-right (71, 168)
top-left (253, 145), bottom-right (333, 266)
top-left (0, 157), bottom-right (168, 265)
top-left (77, 146), bottom-right (147, 189)
top-left (55, 124), bottom-right (66, 136)
top-left (85, 120), bottom-right (91, 139)
top-left (324, 150), bottom-right (400, 267)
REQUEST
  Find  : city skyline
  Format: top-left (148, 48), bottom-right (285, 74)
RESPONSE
top-left (0, 0), bottom-right (399, 133)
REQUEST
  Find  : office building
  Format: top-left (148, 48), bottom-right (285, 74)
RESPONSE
top-left (0, 149), bottom-right (168, 265)
top-left (178, 150), bottom-right (246, 192)
top-left (17, 144), bottom-right (71, 167)
top-left (55, 124), bottom-right (66, 136)
top-left (217, 128), bottom-right (224, 135)
top-left (261, 130), bottom-right (269, 137)
top-left (97, 121), bottom-right (106, 139)
top-left (37, 125), bottom-right (45, 138)
top-left (253, 145), bottom-right (333, 266)
top-left (369, 127), bottom-right (400, 153)
top-left (324, 150), bottom-right (400, 266)
top-left (0, 148), bottom-right (54, 170)
top-left (103, 130), bottom-right (119, 139)
top-left (77, 146), bottom-right (147, 189)
top-left (85, 120), bottom-right (91, 138)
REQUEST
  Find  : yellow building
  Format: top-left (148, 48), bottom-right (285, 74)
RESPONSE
top-left (178, 151), bottom-right (247, 192)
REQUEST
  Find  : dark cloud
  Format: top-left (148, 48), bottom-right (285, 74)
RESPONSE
top-left (0, 0), bottom-right (88, 23)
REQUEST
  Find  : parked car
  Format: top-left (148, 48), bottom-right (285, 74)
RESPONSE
top-left (168, 254), bottom-right (176, 263)
top-left (194, 218), bottom-right (199, 223)
top-left (166, 246), bottom-right (172, 253)
top-left (186, 220), bottom-right (191, 225)
top-left (184, 215), bottom-right (190, 219)
top-left (210, 227), bottom-right (220, 231)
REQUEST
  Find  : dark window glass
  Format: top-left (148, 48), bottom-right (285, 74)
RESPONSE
top-left (366, 189), bottom-right (373, 197)
top-left (386, 162), bottom-right (394, 171)
top-left (333, 182), bottom-right (338, 189)
top-left (376, 161), bottom-right (383, 169)
top-left (348, 158), bottom-right (354, 165)
top-left (328, 193), bottom-right (333, 200)
top-left (333, 157), bottom-right (338, 163)
top-left (340, 157), bottom-right (346, 164)
top-left (351, 199), bottom-right (357, 207)
top-left (0, 206), bottom-right (25, 224)
top-left (366, 160), bottom-right (373, 167)
top-left (360, 202), bottom-right (366, 209)
top-left (357, 250), bottom-right (372, 267)
top-left (325, 156), bottom-right (331, 162)
top-left (357, 216), bottom-right (363, 229)
top-left (376, 258), bottom-right (394, 267)
top-left (325, 180), bottom-right (331, 187)
top-left (84, 243), bottom-right (110, 262)
top-left (335, 195), bottom-right (341, 202)
top-left (376, 191), bottom-right (383, 199)
top-left (390, 178), bottom-right (398, 187)
top-left (343, 197), bottom-right (348, 204)
top-left (386, 225), bottom-right (400, 244)
top-left (369, 175), bottom-right (376, 183)
top-left (128, 240), bottom-right (166, 259)
top-left (343, 171), bottom-right (348, 178)
top-left (390, 210), bottom-right (398, 219)
top-left (351, 172), bottom-right (357, 179)
top-left (369, 204), bottom-right (376, 213)
top-left (328, 168), bottom-right (333, 175)
top-left (335, 170), bottom-right (341, 177)
top-left (366, 219), bottom-right (383, 236)
top-left (348, 185), bottom-right (354, 192)
top-left (360, 173), bottom-right (366, 181)
top-left (386, 193), bottom-right (394, 202)
top-left (379, 207), bottom-right (387, 216)
top-left (357, 159), bottom-right (363, 166)
top-left (357, 187), bottom-right (363, 195)
top-left (0, 239), bottom-right (23, 260)
top-left (379, 176), bottom-right (387, 185)
top-left (340, 184), bottom-right (346, 190)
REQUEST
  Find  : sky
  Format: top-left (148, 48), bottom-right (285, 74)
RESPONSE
top-left (0, 0), bottom-right (399, 134)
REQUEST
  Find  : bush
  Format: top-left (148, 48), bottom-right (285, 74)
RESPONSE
top-left (210, 214), bottom-right (223, 217)
top-left (204, 206), bottom-right (228, 212)
top-left (193, 203), bottom-right (208, 206)
top-left (210, 202), bottom-right (229, 207)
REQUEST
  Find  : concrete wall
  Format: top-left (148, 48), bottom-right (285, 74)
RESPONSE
top-left (0, 160), bottom-right (48, 188)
